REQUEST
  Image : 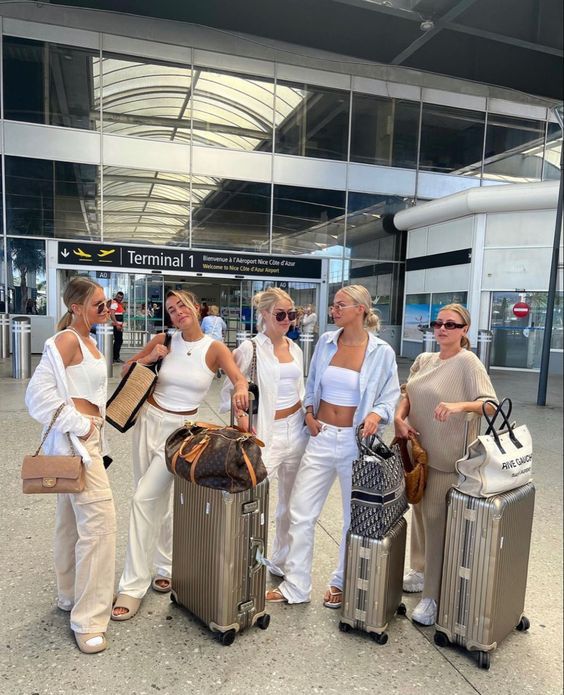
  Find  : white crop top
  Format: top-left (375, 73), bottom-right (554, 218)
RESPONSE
top-left (65, 330), bottom-right (107, 408)
top-left (275, 360), bottom-right (302, 410)
top-left (320, 365), bottom-right (361, 407)
top-left (152, 331), bottom-right (215, 411)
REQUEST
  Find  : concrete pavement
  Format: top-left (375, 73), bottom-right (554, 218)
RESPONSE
top-left (0, 356), bottom-right (562, 695)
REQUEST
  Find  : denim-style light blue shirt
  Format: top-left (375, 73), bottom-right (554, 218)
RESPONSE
top-left (304, 329), bottom-right (400, 429)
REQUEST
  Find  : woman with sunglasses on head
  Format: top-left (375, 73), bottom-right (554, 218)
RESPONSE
top-left (25, 277), bottom-right (115, 654)
top-left (220, 287), bottom-right (308, 578)
top-left (266, 284), bottom-right (400, 608)
top-left (394, 304), bottom-right (496, 626)
top-left (112, 290), bottom-right (248, 622)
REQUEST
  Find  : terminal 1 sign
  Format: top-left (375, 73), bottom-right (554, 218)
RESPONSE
top-left (57, 241), bottom-right (322, 280)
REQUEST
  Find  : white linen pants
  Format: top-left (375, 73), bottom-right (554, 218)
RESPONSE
top-left (264, 409), bottom-right (309, 576)
top-left (278, 422), bottom-right (357, 603)
top-left (54, 418), bottom-right (116, 634)
top-left (131, 404), bottom-right (175, 580)
top-left (118, 403), bottom-right (187, 599)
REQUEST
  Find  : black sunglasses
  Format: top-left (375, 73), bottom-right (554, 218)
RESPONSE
top-left (273, 310), bottom-right (297, 322)
top-left (430, 320), bottom-right (466, 330)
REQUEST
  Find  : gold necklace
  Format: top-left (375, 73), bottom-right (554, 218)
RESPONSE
top-left (182, 333), bottom-right (204, 356)
top-left (340, 337), bottom-right (368, 347)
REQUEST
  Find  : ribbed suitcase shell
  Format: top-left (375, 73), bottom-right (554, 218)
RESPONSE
top-left (171, 477), bottom-right (269, 637)
top-left (340, 517), bottom-right (406, 640)
top-left (436, 483), bottom-right (535, 653)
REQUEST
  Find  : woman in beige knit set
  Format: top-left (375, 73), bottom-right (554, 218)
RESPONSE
top-left (394, 304), bottom-right (496, 626)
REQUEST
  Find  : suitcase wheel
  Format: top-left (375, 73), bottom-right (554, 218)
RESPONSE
top-left (371, 632), bottom-right (388, 645)
top-left (218, 629), bottom-right (237, 647)
top-left (256, 614), bottom-right (270, 630)
top-left (516, 616), bottom-right (530, 632)
top-left (396, 603), bottom-right (407, 616)
top-left (477, 651), bottom-right (491, 670)
top-left (433, 631), bottom-right (450, 648)
top-left (338, 621), bottom-right (352, 633)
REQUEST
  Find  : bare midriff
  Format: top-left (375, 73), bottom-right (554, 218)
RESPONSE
top-left (72, 398), bottom-right (101, 417)
top-left (274, 401), bottom-right (302, 421)
top-left (316, 399), bottom-right (356, 427)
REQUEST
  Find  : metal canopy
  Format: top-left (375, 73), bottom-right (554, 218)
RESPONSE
top-left (52, 0), bottom-right (563, 100)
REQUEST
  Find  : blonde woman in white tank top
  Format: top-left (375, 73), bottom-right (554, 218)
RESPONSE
top-left (220, 287), bottom-right (308, 579)
top-left (25, 277), bottom-right (115, 654)
top-left (112, 290), bottom-right (248, 622)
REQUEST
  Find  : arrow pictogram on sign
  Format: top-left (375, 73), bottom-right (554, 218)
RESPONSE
top-left (61, 249), bottom-right (69, 258)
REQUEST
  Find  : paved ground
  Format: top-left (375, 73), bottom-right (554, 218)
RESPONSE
top-left (0, 355), bottom-right (562, 695)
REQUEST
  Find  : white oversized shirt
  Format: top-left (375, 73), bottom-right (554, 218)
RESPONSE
top-left (219, 332), bottom-right (305, 466)
top-left (25, 334), bottom-right (109, 465)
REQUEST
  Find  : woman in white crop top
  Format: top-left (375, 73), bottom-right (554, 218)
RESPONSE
top-left (25, 277), bottom-right (115, 654)
top-left (267, 285), bottom-right (400, 608)
top-left (112, 290), bottom-right (248, 622)
top-left (220, 287), bottom-right (308, 578)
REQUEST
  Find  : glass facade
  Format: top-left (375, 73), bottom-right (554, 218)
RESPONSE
top-left (0, 21), bottom-right (561, 367)
top-left (350, 94), bottom-right (419, 168)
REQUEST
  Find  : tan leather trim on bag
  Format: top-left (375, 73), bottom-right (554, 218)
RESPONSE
top-left (188, 439), bottom-right (211, 484)
top-left (241, 446), bottom-right (257, 488)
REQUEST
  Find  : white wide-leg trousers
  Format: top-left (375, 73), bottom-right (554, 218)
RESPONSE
top-left (118, 403), bottom-right (187, 599)
top-left (264, 409), bottom-right (309, 576)
top-left (278, 423), bottom-right (357, 603)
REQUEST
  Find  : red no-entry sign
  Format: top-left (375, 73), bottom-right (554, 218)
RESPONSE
top-left (513, 302), bottom-right (530, 318)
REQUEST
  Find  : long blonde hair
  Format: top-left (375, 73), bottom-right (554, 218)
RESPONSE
top-left (165, 290), bottom-right (200, 324)
top-left (439, 303), bottom-right (471, 350)
top-left (56, 276), bottom-right (102, 331)
top-left (339, 284), bottom-right (380, 332)
top-left (253, 287), bottom-right (293, 331)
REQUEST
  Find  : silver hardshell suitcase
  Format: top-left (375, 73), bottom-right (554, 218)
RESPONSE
top-left (434, 483), bottom-right (535, 669)
top-left (339, 517), bottom-right (407, 644)
top-left (170, 476), bottom-right (270, 645)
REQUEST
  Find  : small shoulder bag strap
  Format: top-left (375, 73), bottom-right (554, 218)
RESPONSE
top-left (249, 338), bottom-right (257, 383)
top-left (34, 403), bottom-right (78, 457)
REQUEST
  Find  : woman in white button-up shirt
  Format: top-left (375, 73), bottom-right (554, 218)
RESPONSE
top-left (220, 287), bottom-right (308, 577)
top-left (266, 285), bottom-right (400, 608)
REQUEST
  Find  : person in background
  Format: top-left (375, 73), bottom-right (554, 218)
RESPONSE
top-left (267, 284), bottom-right (400, 608)
top-left (220, 288), bottom-right (308, 578)
top-left (109, 291), bottom-right (125, 363)
top-left (201, 305), bottom-right (227, 342)
top-left (25, 276), bottom-right (115, 654)
top-left (200, 301), bottom-right (209, 319)
top-left (112, 290), bottom-right (249, 622)
top-left (394, 303), bottom-right (496, 626)
top-left (301, 305), bottom-right (317, 335)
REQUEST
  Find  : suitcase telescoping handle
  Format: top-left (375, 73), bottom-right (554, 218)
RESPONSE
top-left (230, 390), bottom-right (257, 432)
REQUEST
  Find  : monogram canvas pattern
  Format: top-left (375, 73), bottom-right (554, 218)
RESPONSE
top-left (350, 437), bottom-right (408, 540)
top-left (165, 423), bottom-right (267, 493)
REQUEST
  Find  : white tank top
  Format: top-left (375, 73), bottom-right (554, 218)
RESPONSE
top-left (320, 365), bottom-right (360, 407)
top-left (65, 330), bottom-right (107, 408)
top-left (152, 331), bottom-right (215, 411)
top-left (275, 360), bottom-right (302, 410)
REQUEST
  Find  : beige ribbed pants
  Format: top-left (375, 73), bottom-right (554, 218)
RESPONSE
top-left (409, 467), bottom-right (459, 602)
top-left (54, 419), bottom-right (116, 634)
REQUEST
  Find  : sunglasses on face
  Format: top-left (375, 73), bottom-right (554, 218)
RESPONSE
top-left (95, 300), bottom-right (110, 314)
top-left (430, 320), bottom-right (466, 330)
top-left (329, 303), bottom-right (357, 312)
top-left (273, 310), bottom-right (297, 322)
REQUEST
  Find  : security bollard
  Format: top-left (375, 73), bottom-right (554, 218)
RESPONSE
top-left (236, 330), bottom-right (249, 346)
top-left (477, 329), bottom-right (493, 373)
top-left (95, 323), bottom-right (114, 377)
top-left (300, 333), bottom-right (315, 377)
top-left (1, 313), bottom-right (10, 359)
top-left (11, 316), bottom-right (31, 379)
top-left (422, 331), bottom-right (437, 353)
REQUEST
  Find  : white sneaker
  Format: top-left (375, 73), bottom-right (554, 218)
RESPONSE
top-left (411, 598), bottom-right (437, 626)
top-left (403, 569), bottom-right (424, 593)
